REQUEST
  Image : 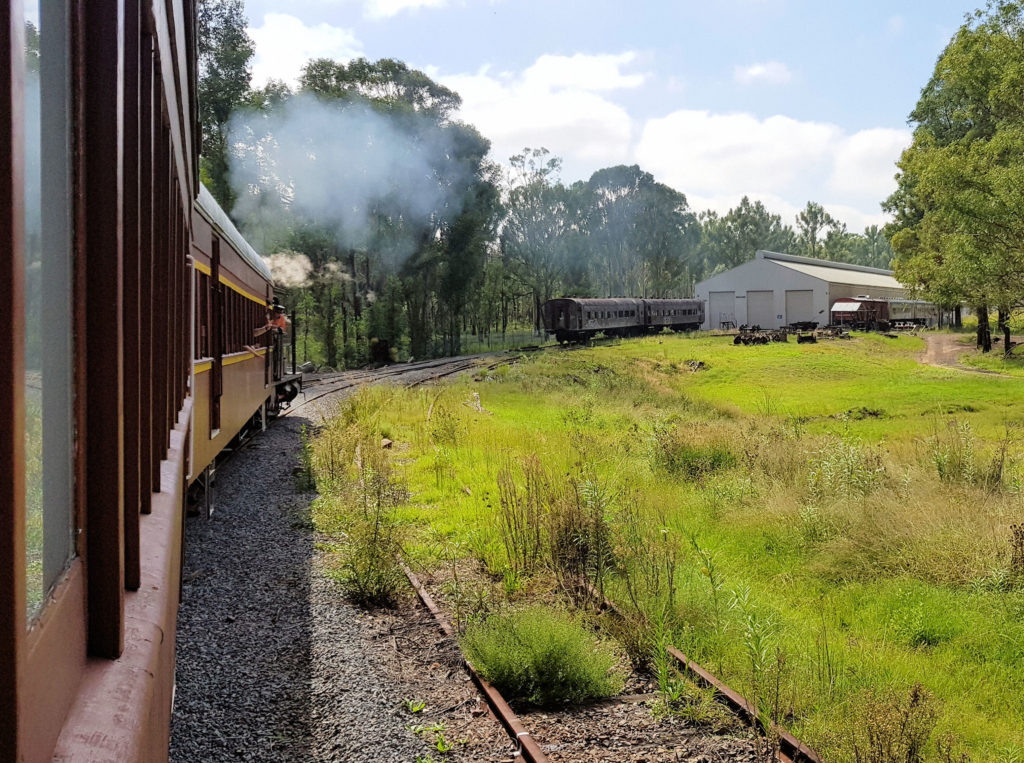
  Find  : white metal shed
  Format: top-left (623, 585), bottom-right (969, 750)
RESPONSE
top-left (694, 250), bottom-right (911, 330)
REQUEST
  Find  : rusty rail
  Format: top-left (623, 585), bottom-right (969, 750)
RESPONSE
top-left (401, 564), bottom-right (549, 763)
top-left (665, 646), bottom-right (823, 763)
top-left (585, 580), bottom-right (823, 763)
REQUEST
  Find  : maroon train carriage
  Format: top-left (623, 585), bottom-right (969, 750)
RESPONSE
top-left (190, 184), bottom-right (301, 499)
top-left (543, 297), bottom-right (704, 342)
top-left (644, 298), bottom-right (704, 333)
top-left (830, 297), bottom-right (891, 331)
top-left (1, 3), bottom-right (291, 761)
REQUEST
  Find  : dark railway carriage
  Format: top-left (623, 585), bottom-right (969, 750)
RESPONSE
top-left (544, 297), bottom-right (645, 342)
top-left (0, 2), bottom-right (278, 761)
top-left (644, 298), bottom-right (704, 332)
top-left (543, 297), bottom-right (704, 342)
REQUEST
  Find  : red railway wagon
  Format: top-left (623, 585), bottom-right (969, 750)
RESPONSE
top-left (1, 2), bottom-right (276, 760)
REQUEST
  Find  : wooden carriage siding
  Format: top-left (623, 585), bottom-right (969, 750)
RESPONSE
top-left (0, 2), bottom-right (271, 760)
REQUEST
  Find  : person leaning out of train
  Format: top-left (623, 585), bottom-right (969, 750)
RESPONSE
top-left (268, 302), bottom-right (289, 333)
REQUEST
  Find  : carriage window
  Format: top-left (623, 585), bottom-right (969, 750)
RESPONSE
top-left (23, 1), bottom-right (74, 622)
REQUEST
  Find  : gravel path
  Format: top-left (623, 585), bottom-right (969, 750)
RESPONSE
top-left (170, 415), bottom-right (434, 762)
top-left (171, 359), bottom-right (520, 762)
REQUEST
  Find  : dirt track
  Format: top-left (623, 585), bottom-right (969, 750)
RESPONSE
top-left (919, 333), bottom-right (1017, 375)
top-left (920, 333), bottom-right (973, 369)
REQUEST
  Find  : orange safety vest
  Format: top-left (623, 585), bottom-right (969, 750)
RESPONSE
top-left (270, 313), bottom-right (287, 331)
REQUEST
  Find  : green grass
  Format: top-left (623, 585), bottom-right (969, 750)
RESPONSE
top-left (962, 348), bottom-right (1024, 377)
top-left (461, 605), bottom-right (624, 707)
top-left (311, 331), bottom-right (1024, 761)
top-left (25, 396), bottom-right (43, 619)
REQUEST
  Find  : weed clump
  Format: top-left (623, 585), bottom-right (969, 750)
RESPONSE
top-left (1010, 524), bottom-right (1024, 584)
top-left (651, 421), bottom-right (737, 481)
top-left (461, 606), bottom-right (624, 708)
top-left (330, 425), bottom-right (409, 607)
top-left (843, 683), bottom-right (938, 763)
top-left (808, 437), bottom-right (886, 500)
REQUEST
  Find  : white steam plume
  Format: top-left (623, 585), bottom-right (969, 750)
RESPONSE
top-left (263, 251), bottom-right (313, 288)
top-left (228, 94), bottom-right (472, 268)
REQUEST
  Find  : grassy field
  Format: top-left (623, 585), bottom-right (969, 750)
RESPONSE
top-left (311, 332), bottom-right (1024, 761)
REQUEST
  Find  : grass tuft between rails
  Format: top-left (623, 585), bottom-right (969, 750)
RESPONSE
top-left (309, 332), bottom-right (1024, 761)
top-left (461, 605), bottom-right (624, 708)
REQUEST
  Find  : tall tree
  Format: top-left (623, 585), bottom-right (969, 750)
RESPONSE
top-left (885, 0), bottom-right (1024, 351)
top-left (698, 196), bottom-right (796, 276)
top-left (501, 149), bottom-right (573, 332)
top-left (197, 0), bottom-right (255, 208)
top-left (795, 201), bottom-right (838, 259)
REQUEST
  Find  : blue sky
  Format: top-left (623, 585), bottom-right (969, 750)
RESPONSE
top-left (243, 0), bottom-right (975, 231)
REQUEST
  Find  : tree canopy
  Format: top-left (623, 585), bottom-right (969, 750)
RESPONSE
top-left (885, 0), bottom-right (1024, 349)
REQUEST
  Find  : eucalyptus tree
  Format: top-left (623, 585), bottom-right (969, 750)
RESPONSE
top-left (885, 0), bottom-right (1024, 350)
top-left (795, 201), bottom-right (839, 259)
top-left (197, 0), bottom-right (255, 208)
top-left (698, 196), bottom-right (796, 276)
top-left (501, 149), bottom-right (574, 332)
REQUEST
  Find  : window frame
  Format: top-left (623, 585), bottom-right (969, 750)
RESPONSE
top-left (1, 3), bottom-right (91, 760)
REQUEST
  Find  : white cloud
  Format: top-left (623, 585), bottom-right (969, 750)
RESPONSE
top-left (886, 15), bottom-right (905, 37)
top-left (365, 0), bottom-right (448, 19)
top-left (522, 53), bottom-right (648, 92)
top-left (828, 127), bottom-right (911, 200)
top-left (636, 110), bottom-right (839, 195)
top-left (248, 13), bottom-right (362, 87)
top-left (733, 60), bottom-right (792, 86)
top-left (634, 110), bottom-right (906, 231)
top-left (438, 52), bottom-right (647, 178)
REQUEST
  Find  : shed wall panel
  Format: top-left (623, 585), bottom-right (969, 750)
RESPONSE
top-left (785, 290), bottom-right (815, 324)
top-left (746, 290), bottom-right (773, 327)
top-left (708, 291), bottom-right (735, 329)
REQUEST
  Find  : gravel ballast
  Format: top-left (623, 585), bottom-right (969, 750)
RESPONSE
top-left (170, 372), bottom-right (513, 763)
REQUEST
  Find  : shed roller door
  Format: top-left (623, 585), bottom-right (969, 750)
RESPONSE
top-left (746, 290), bottom-right (774, 328)
top-left (785, 290), bottom-right (814, 324)
top-left (709, 291), bottom-right (735, 329)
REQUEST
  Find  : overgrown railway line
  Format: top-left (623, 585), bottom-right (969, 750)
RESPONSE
top-left (173, 344), bottom-right (828, 762)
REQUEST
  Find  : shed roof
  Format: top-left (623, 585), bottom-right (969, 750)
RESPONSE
top-left (757, 250), bottom-right (904, 291)
top-left (831, 301), bottom-right (862, 312)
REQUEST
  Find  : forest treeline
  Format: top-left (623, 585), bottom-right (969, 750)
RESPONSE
top-left (199, 1), bottom-right (1020, 365)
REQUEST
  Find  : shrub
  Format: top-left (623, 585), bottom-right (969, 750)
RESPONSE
top-left (930, 420), bottom-right (978, 485)
top-left (1010, 523), bottom-right (1024, 584)
top-left (808, 437), bottom-right (886, 500)
top-left (651, 422), bottom-right (737, 481)
top-left (548, 474), bottom-right (615, 609)
top-left (496, 456), bottom-right (548, 576)
top-left (337, 510), bottom-right (405, 606)
top-left (844, 683), bottom-right (938, 763)
top-left (461, 606), bottom-right (624, 708)
top-left (333, 433), bottom-right (408, 607)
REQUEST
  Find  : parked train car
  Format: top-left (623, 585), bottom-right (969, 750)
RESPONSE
top-left (0, 3), bottom-right (282, 761)
top-left (829, 297), bottom-right (891, 330)
top-left (543, 297), bottom-right (704, 342)
top-left (645, 298), bottom-right (705, 333)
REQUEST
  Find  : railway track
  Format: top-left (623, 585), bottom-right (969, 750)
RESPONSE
top-left (281, 351), bottom-right (523, 419)
top-left (283, 333), bottom-right (631, 419)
